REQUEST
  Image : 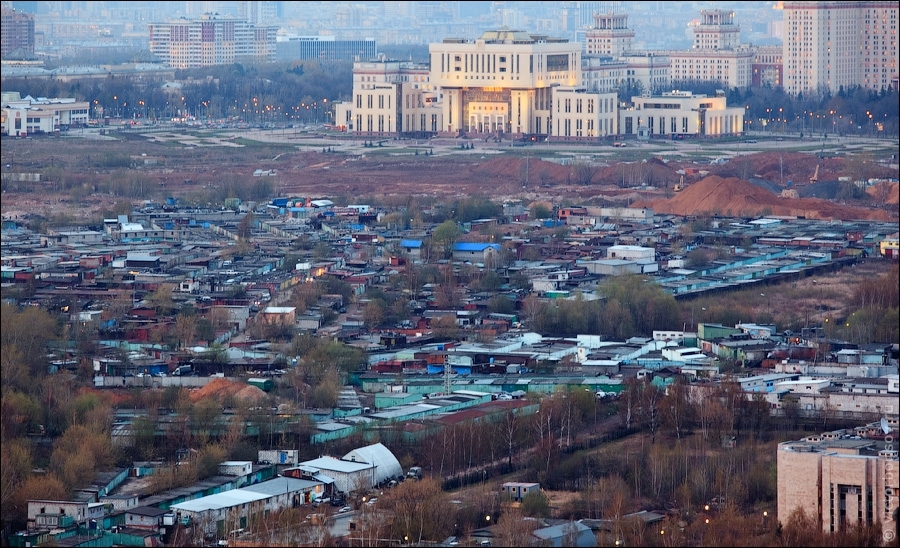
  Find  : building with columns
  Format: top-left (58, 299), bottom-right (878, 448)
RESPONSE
top-left (667, 9), bottom-right (754, 89)
top-left (429, 27), bottom-right (581, 137)
top-left (335, 26), bottom-right (746, 141)
top-left (332, 58), bottom-right (441, 136)
top-left (583, 12), bottom-right (634, 58)
top-left (619, 90), bottom-right (744, 139)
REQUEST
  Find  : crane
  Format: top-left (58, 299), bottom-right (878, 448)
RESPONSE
top-left (674, 175), bottom-right (685, 192)
top-left (809, 164), bottom-right (819, 184)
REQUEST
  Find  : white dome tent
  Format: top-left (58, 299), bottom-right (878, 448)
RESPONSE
top-left (342, 442), bottom-right (403, 486)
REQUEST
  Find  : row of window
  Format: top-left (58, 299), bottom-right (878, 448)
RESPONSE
top-left (355, 94), bottom-right (391, 110)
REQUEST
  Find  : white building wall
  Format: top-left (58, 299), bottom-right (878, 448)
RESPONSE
top-left (550, 87), bottom-right (618, 138)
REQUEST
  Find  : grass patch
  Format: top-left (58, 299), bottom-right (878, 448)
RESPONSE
top-left (230, 137), bottom-right (296, 150)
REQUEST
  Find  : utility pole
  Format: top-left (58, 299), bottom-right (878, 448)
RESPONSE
top-left (780, 154), bottom-right (784, 185)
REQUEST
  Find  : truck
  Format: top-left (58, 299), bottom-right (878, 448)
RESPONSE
top-left (407, 466), bottom-right (422, 480)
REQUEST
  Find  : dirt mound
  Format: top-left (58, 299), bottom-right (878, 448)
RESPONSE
top-left (234, 385), bottom-right (268, 403)
top-left (867, 182), bottom-right (899, 205)
top-left (473, 156), bottom-right (570, 183)
top-left (190, 377), bottom-right (266, 404)
top-left (634, 175), bottom-right (895, 221)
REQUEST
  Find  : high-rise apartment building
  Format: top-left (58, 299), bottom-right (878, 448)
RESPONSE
top-left (237, 1), bottom-right (281, 25)
top-left (1, 7), bottom-right (35, 57)
top-left (782, 1), bottom-right (899, 95)
top-left (148, 14), bottom-right (276, 68)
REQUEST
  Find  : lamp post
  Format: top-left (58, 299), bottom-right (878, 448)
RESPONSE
top-left (761, 293), bottom-right (770, 319)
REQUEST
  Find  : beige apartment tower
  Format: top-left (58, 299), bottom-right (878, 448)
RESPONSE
top-left (782, 1), bottom-right (899, 95)
top-left (148, 14), bottom-right (277, 68)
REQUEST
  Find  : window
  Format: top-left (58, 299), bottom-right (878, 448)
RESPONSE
top-left (546, 54), bottom-right (569, 71)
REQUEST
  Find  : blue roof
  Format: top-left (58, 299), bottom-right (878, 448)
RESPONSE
top-left (400, 239), bottom-right (423, 248)
top-left (452, 242), bottom-right (501, 252)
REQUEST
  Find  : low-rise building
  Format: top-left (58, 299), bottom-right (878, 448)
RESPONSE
top-left (777, 428), bottom-right (899, 533)
top-left (170, 476), bottom-right (323, 536)
top-left (1, 92), bottom-right (90, 136)
top-left (620, 90), bottom-right (744, 138)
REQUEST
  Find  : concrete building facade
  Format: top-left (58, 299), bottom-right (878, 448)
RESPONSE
top-left (620, 90), bottom-right (744, 138)
top-left (549, 86), bottom-right (618, 139)
top-left (666, 9), bottom-right (753, 89)
top-left (148, 14), bottom-right (276, 68)
top-left (333, 58), bottom-right (441, 136)
top-left (777, 432), bottom-right (899, 534)
top-left (584, 12), bottom-right (634, 58)
top-left (430, 28), bottom-right (580, 137)
top-left (1, 93), bottom-right (90, 137)
top-left (275, 35), bottom-right (377, 63)
top-left (782, 1), bottom-right (899, 95)
top-left (1, 7), bottom-right (35, 57)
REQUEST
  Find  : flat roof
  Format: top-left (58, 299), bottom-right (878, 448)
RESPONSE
top-left (299, 456), bottom-right (375, 473)
top-left (171, 477), bottom-right (315, 513)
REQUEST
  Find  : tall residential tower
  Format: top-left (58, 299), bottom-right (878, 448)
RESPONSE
top-left (782, 1), bottom-right (898, 95)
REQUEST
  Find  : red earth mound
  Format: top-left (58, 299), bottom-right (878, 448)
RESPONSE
top-left (866, 182), bottom-right (899, 205)
top-left (189, 377), bottom-right (267, 404)
top-left (634, 175), bottom-right (895, 221)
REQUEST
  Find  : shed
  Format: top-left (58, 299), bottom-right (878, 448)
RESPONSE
top-left (247, 378), bottom-right (274, 392)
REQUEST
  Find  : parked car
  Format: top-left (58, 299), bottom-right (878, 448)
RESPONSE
top-left (338, 506), bottom-right (352, 513)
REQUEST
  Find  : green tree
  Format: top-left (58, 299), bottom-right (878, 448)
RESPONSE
top-left (431, 220), bottom-right (461, 258)
top-left (530, 203), bottom-right (552, 219)
top-left (521, 489), bottom-right (551, 518)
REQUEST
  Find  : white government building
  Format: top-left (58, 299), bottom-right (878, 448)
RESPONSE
top-left (334, 23), bottom-right (744, 142)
